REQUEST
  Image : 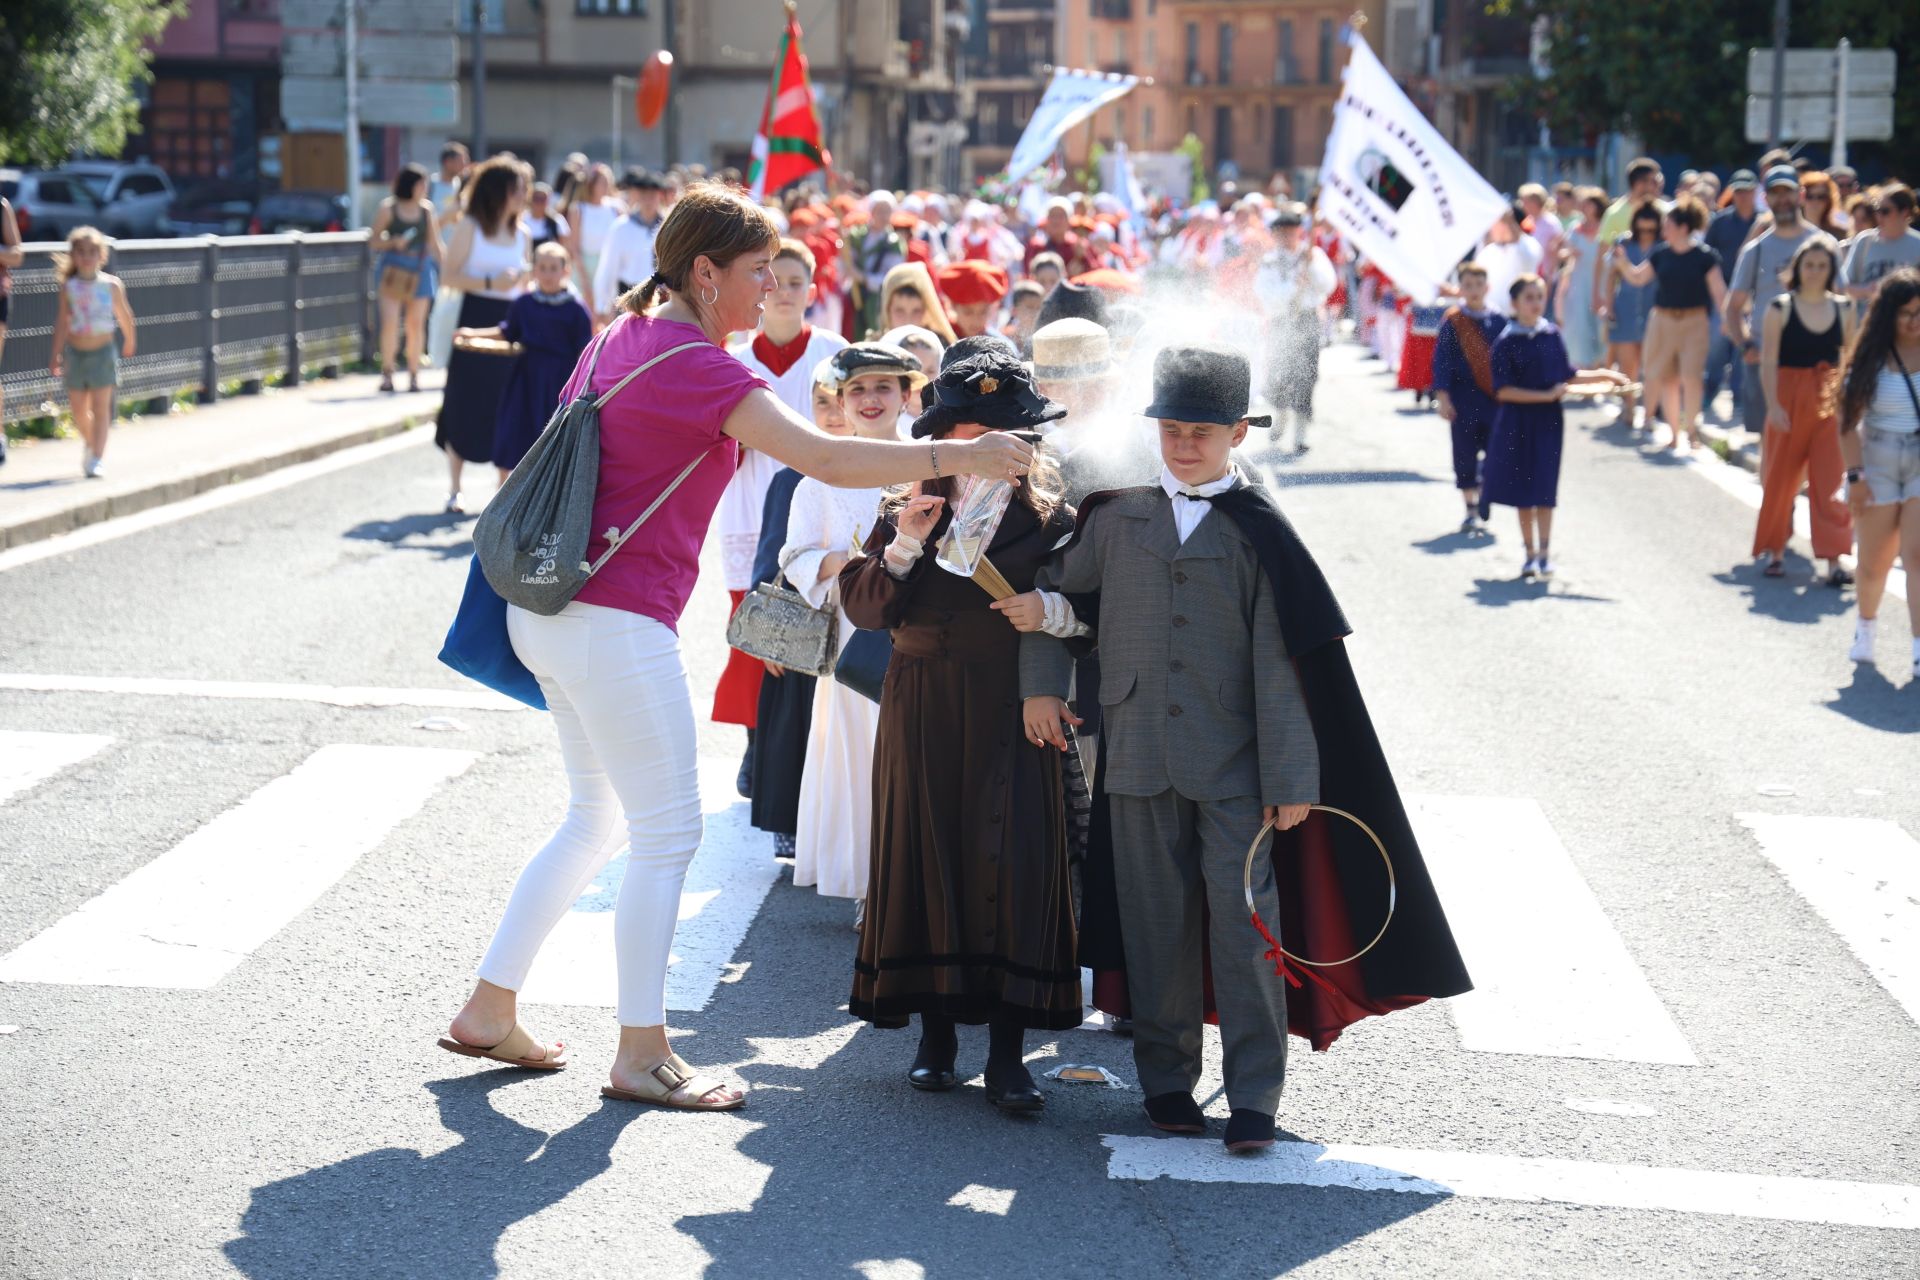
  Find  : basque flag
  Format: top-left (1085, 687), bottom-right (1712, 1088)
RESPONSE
top-left (747, 3), bottom-right (831, 199)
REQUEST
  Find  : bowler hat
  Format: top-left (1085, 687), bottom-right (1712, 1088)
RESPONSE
top-left (911, 350), bottom-right (1066, 439)
top-left (1140, 344), bottom-right (1273, 430)
top-left (1036, 279), bottom-right (1109, 330)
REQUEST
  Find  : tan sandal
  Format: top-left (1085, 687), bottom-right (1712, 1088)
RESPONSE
top-left (600, 1054), bottom-right (745, 1111)
top-left (436, 1023), bottom-right (567, 1070)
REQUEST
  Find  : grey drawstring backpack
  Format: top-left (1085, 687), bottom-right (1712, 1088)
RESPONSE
top-left (473, 317), bottom-right (708, 615)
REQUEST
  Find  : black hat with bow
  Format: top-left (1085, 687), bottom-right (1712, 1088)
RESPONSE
top-left (910, 349), bottom-right (1067, 439)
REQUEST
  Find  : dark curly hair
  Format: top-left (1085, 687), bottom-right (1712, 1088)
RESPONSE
top-left (1839, 268), bottom-right (1920, 432)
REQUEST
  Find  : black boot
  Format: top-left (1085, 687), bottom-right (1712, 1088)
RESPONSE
top-left (1224, 1108), bottom-right (1277, 1153)
top-left (908, 1014), bottom-right (958, 1092)
top-left (735, 728), bottom-right (755, 799)
top-left (1143, 1091), bottom-right (1207, 1134)
top-left (983, 1015), bottom-right (1044, 1113)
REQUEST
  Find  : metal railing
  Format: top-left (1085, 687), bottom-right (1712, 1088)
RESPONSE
top-left (1, 232), bottom-right (374, 426)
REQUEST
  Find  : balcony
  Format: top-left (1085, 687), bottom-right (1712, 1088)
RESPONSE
top-left (985, 0), bottom-right (1051, 21)
top-left (1092, 0), bottom-right (1133, 17)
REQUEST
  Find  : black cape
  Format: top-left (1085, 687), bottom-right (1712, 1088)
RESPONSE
top-left (1069, 483), bottom-right (1473, 1051)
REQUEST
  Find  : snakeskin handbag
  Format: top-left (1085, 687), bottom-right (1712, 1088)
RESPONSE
top-left (726, 574), bottom-right (837, 677)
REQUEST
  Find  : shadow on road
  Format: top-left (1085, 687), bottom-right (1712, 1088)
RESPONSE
top-left (1468, 577), bottom-right (1615, 607)
top-left (1411, 529), bottom-right (1498, 556)
top-left (1711, 561), bottom-right (1853, 626)
top-left (344, 512), bottom-right (475, 560)
top-left (1824, 665), bottom-right (1919, 733)
top-left (1267, 468), bottom-right (1441, 488)
top-left (224, 1073), bottom-right (628, 1280)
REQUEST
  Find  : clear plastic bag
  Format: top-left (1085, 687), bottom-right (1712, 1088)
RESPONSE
top-left (935, 473), bottom-right (1013, 577)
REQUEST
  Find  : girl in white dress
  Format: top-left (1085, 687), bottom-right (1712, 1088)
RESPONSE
top-left (781, 344), bottom-right (930, 907)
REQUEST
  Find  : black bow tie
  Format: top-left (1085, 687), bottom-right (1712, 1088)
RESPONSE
top-left (1174, 489), bottom-right (1214, 502)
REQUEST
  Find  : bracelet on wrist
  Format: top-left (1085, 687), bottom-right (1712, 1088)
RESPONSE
top-left (930, 441), bottom-right (942, 480)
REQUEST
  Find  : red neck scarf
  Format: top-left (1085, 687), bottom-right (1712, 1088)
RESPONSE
top-left (751, 325), bottom-right (813, 377)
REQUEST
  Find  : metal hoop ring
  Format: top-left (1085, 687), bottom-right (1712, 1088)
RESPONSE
top-left (1241, 805), bottom-right (1397, 968)
top-left (700, 285), bottom-right (719, 307)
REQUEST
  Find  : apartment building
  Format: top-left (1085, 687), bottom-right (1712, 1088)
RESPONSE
top-left (962, 0), bottom-right (1057, 184)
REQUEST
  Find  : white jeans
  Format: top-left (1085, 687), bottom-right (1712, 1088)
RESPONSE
top-left (479, 601), bottom-right (702, 1026)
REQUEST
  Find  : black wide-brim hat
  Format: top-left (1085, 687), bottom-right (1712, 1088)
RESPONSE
top-left (911, 350), bottom-right (1067, 439)
top-left (1140, 343), bottom-right (1273, 430)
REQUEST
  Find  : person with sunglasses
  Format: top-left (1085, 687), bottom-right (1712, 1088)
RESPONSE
top-left (1843, 185), bottom-right (1920, 305)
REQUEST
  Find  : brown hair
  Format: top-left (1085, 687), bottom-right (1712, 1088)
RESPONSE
top-left (55, 225), bottom-right (110, 284)
top-left (1455, 261), bottom-right (1489, 282)
top-left (1508, 272), bottom-right (1545, 303)
top-left (1781, 236), bottom-right (1840, 295)
top-left (461, 155), bottom-right (525, 237)
top-left (773, 236), bottom-right (817, 275)
top-left (1665, 193), bottom-right (1707, 234)
top-left (1839, 268), bottom-right (1920, 432)
top-left (1578, 187), bottom-right (1607, 225)
top-left (621, 181), bottom-right (781, 316)
top-left (1878, 183), bottom-right (1916, 218)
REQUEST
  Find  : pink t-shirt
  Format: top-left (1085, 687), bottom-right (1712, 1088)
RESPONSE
top-left (567, 314), bottom-right (766, 631)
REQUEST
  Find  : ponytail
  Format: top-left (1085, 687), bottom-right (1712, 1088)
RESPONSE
top-left (627, 270), bottom-right (669, 315)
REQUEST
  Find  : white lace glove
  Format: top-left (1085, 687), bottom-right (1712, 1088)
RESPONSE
top-left (1039, 589), bottom-right (1091, 639)
top-left (884, 530), bottom-right (926, 579)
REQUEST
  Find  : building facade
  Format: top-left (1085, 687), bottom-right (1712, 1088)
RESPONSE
top-left (1057, 1), bottom-right (1385, 196)
top-left (961, 0), bottom-right (1056, 185)
top-left (139, 0), bottom-right (285, 188)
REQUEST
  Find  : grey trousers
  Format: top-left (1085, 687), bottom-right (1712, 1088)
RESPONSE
top-left (1110, 790), bottom-right (1289, 1115)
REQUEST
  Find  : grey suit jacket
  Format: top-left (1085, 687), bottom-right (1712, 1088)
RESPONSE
top-left (1021, 483), bottom-right (1320, 805)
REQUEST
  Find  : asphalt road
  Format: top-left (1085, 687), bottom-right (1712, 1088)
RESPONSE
top-left (1, 346), bottom-right (1915, 1279)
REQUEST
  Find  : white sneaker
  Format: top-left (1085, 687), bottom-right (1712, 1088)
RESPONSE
top-left (80, 447), bottom-right (95, 477)
top-left (84, 454), bottom-right (104, 479)
top-left (1848, 622), bottom-right (1876, 664)
top-left (1536, 556), bottom-right (1556, 579)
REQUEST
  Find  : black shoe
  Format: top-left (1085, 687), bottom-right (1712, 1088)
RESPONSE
top-left (983, 1060), bottom-right (1045, 1113)
top-left (1224, 1109), bottom-right (1277, 1153)
top-left (735, 732), bottom-right (755, 799)
top-left (1143, 1091), bottom-right (1207, 1135)
top-left (1109, 1016), bottom-right (1134, 1038)
top-left (908, 1021), bottom-right (958, 1092)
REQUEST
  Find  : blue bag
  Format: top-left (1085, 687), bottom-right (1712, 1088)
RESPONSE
top-left (439, 555), bottom-right (548, 710)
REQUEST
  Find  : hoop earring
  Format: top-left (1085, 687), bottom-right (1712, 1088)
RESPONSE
top-left (701, 285), bottom-right (719, 307)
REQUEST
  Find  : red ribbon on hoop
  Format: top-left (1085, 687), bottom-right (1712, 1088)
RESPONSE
top-left (1249, 907), bottom-right (1344, 1000)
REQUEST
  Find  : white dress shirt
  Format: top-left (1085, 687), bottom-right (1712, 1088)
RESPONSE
top-left (1160, 464), bottom-right (1241, 544)
top-left (592, 214), bottom-right (661, 315)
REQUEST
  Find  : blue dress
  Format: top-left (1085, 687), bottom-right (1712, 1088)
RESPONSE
top-left (1482, 321), bottom-right (1575, 510)
top-left (1557, 227), bottom-right (1606, 368)
top-left (1607, 237), bottom-right (1656, 346)
top-left (491, 289), bottom-right (594, 470)
top-left (1430, 306), bottom-right (1507, 493)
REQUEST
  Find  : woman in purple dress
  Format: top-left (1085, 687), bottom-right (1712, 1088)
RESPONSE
top-left (1484, 274), bottom-right (1577, 579)
top-left (490, 243), bottom-right (593, 476)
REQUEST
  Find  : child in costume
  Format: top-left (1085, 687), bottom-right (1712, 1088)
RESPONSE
top-left (781, 343), bottom-right (929, 912)
top-left (839, 347), bottom-right (1084, 1113)
top-left (1429, 261), bottom-right (1505, 534)
top-left (749, 358), bottom-right (850, 857)
top-left (1016, 344), bottom-right (1472, 1153)
top-left (718, 238), bottom-right (848, 794)
top-left (1253, 204), bottom-right (1337, 455)
top-left (459, 242), bottom-right (592, 478)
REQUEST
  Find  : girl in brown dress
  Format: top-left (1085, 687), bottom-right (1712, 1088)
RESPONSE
top-left (839, 345), bottom-right (1083, 1113)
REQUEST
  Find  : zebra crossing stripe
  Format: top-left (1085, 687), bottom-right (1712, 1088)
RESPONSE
top-left (0, 730), bottom-right (114, 807)
top-left (0, 673), bottom-right (525, 712)
top-left (1102, 1136), bottom-right (1920, 1229)
top-left (515, 755), bottom-right (782, 1013)
top-left (0, 744), bottom-right (476, 989)
top-left (1738, 813), bottom-right (1920, 1027)
top-left (1408, 795), bottom-right (1698, 1065)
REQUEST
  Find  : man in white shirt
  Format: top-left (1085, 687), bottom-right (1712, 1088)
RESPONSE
top-left (1519, 183), bottom-right (1563, 285)
top-left (592, 170), bottom-right (666, 321)
top-left (1474, 207), bottom-right (1545, 316)
top-left (1253, 203), bottom-right (1338, 454)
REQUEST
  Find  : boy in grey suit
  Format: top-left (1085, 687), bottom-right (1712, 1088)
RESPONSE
top-left (1013, 344), bottom-right (1318, 1153)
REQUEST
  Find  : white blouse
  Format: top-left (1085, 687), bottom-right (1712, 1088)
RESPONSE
top-left (781, 479), bottom-right (889, 611)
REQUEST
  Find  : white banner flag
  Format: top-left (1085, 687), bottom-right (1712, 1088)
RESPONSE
top-left (1317, 30), bottom-right (1509, 303)
top-left (1004, 68), bottom-right (1139, 188)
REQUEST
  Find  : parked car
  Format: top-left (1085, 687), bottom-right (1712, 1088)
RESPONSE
top-left (249, 190), bottom-right (351, 235)
top-left (167, 180), bottom-right (261, 238)
top-left (0, 169), bottom-right (104, 242)
top-left (59, 161), bottom-right (177, 238)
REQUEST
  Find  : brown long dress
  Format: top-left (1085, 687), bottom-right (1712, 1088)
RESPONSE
top-left (839, 489), bottom-right (1083, 1031)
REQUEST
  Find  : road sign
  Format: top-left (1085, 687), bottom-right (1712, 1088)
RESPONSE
top-left (1746, 48), bottom-right (1896, 97)
top-left (283, 77), bottom-right (462, 130)
top-left (1744, 95), bottom-right (1894, 143)
top-left (284, 32), bottom-right (457, 80)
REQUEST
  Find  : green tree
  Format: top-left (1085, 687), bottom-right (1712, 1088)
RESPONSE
top-left (1491, 0), bottom-right (1919, 175)
top-left (0, 0), bottom-right (184, 166)
top-left (1176, 133), bottom-right (1210, 203)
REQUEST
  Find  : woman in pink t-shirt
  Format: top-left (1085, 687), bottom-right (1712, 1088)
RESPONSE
top-left (439, 184), bottom-right (1035, 1112)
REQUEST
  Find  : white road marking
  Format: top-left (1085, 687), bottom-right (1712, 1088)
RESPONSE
top-left (0, 730), bottom-right (114, 806)
top-left (0, 428), bottom-right (431, 573)
top-left (945, 1185), bottom-right (1016, 1216)
top-left (0, 672), bottom-right (525, 712)
top-left (516, 756), bottom-right (783, 1012)
top-left (0, 744), bottom-right (476, 988)
top-left (1102, 1136), bottom-right (1920, 1229)
top-left (1408, 795), bottom-right (1698, 1064)
top-left (1684, 441), bottom-right (1907, 600)
top-left (1738, 813), bottom-right (1920, 1027)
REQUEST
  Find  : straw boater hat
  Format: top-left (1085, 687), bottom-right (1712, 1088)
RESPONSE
top-left (1029, 318), bottom-right (1113, 384)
